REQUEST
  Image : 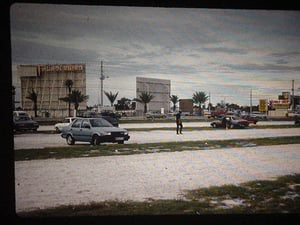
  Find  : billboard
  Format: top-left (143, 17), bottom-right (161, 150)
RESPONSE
top-left (259, 99), bottom-right (267, 112)
top-left (269, 100), bottom-right (290, 109)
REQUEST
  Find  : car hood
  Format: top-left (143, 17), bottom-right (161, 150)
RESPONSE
top-left (55, 122), bottom-right (69, 127)
top-left (14, 120), bottom-right (38, 125)
top-left (93, 126), bottom-right (128, 133)
top-left (232, 119), bottom-right (248, 123)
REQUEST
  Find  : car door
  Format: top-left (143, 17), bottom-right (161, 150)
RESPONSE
top-left (70, 119), bottom-right (82, 141)
top-left (80, 119), bottom-right (93, 142)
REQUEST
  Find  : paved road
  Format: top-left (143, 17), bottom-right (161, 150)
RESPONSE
top-left (38, 121), bottom-right (295, 131)
top-left (14, 127), bottom-right (300, 150)
top-left (15, 144), bottom-right (300, 212)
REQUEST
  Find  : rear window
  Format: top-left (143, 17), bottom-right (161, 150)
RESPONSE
top-left (62, 119), bottom-right (70, 123)
top-left (90, 118), bottom-right (113, 127)
top-left (15, 116), bottom-right (31, 121)
top-left (72, 119), bottom-right (82, 128)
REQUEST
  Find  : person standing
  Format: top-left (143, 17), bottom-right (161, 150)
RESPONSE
top-left (176, 111), bottom-right (183, 134)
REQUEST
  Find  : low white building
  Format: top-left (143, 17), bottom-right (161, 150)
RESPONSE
top-left (136, 77), bottom-right (171, 115)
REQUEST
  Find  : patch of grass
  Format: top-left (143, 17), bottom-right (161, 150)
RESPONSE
top-left (15, 136), bottom-right (300, 161)
top-left (18, 174), bottom-right (300, 216)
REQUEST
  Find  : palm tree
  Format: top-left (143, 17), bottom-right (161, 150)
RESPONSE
top-left (26, 88), bottom-right (38, 117)
top-left (65, 79), bottom-right (73, 116)
top-left (134, 92), bottom-right (155, 114)
top-left (60, 90), bottom-right (88, 116)
top-left (192, 91), bottom-right (208, 115)
top-left (104, 91), bottom-right (118, 107)
top-left (170, 95), bottom-right (179, 112)
top-left (116, 97), bottom-right (131, 110)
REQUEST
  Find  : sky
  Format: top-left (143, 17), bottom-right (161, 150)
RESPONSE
top-left (10, 3), bottom-right (300, 107)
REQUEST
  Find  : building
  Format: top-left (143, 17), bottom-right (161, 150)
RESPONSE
top-left (17, 64), bottom-right (86, 118)
top-left (179, 99), bottom-right (193, 114)
top-left (136, 77), bottom-right (171, 115)
top-left (268, 91), bottom-right (300, 117)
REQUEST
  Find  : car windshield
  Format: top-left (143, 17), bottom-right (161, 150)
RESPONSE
top-left (90, 118), bottom-right (113, 127)
top-left (15, 116), bottom-right (31, 121)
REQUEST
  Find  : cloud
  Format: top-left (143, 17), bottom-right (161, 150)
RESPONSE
top-left (202, 46), bottom-right (248, 55)
top-left (11, 38), bottom-right (99, 65)
top-left (225, 62), bottom-right (300, 73)
top-left (10, 4), bottom-right (300, 106)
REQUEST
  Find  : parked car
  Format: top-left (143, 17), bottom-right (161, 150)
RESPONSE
top-left (13, 110), bottom-right (29, 117)
top-left (240, 115), bottom-right (258, 124)
top-left (101, 116), bottom-right (119, 127)
top-left (295, 118), bottom-right (300, 126)
top-left (80, 111), bottom-right (119, 127)
top-left (249, 112), bottom-right (267, 120)
top-left (54, 117), bottom-right (77, 133)
top-left (61, 118), bottom-right (130, 145)
top-left (13, 115), bottom-right (39, 132)
top-left (210, 109), bottom-right (227, 118)
top-left (210, 116), bottom-right (249, 129)
top-left (146, 112), bottom-right (166, 119)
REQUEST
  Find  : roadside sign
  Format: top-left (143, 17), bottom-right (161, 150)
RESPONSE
top-left (259, 99), bottom-right (267, 112)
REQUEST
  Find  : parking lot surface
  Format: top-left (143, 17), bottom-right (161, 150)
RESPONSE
top-left (15, 144), bottom-right (300, 212)
top-left (14, 123), bottom-right (300, 212)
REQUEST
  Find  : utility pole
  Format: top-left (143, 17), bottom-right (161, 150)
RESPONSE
top-left (250, 89), bottom-right (252, 114)
top-left (292, 79), bottom-right (294, 111)
top-left (208, 92), bottom-right (211, 112)
top-left (100, 61), bottom-right (104, 106)
top-left (99, 61), bottom-right (109, 107)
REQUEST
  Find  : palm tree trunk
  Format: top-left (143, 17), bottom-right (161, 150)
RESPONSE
top-left (68, 87), bottom-right (71, 117)
top-left (34, 101), bottom-right (38, 117)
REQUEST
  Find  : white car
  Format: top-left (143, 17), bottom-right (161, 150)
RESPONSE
top-left (54, 117), bottom-right (77, 133)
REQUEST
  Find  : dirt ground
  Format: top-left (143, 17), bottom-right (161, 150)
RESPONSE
top-left (15, 143), bottom-right (300, 212)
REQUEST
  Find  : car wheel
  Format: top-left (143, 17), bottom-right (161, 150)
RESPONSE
top-left (118, 141), bottom-right (124, 144)
top-left (55, 127), bottom-right (61, 133)
top-left (212, 123), bottom-right (217, 128)
top-left (91, 134), bottom-right (100, 145)
top-left (66, 134), bottom-right (75, 145)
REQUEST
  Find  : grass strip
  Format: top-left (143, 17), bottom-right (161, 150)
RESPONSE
top-left (15, 136), bottom-right (300, 161)
top-left (18, 173), bottom-right (300, 216)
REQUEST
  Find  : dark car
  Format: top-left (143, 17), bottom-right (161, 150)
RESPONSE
top-left (61, 118), bottom-right (130, 145)
top-left (211, 116), bottom-right (249, 129)
top-left (13, 116), bottom-right (39, 132)
top-left (101, 115), bottom-right (119, 127)
top-left (241, 115), bottom-right (258, 124)
top-left (80, 111), bottom-right (119, 127)
top-left (295, 118), bottom-right (300, 126)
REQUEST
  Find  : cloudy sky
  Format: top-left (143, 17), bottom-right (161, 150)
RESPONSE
top-left (10, 3), bottom-right (300, 107)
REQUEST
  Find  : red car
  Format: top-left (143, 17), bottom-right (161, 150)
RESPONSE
top-left (211, 116), bottom-right (249, 129)
top-left (241, 115), bottom-right (258, 124)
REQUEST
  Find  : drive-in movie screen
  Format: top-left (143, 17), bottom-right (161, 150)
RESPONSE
top-left (10, 1), bottom-right (300, 221)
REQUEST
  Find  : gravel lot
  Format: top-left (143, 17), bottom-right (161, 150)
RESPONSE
top-left (14, 123), bottom-right (300, 212)
top-left (15, 144), bottom-right (300, 212)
